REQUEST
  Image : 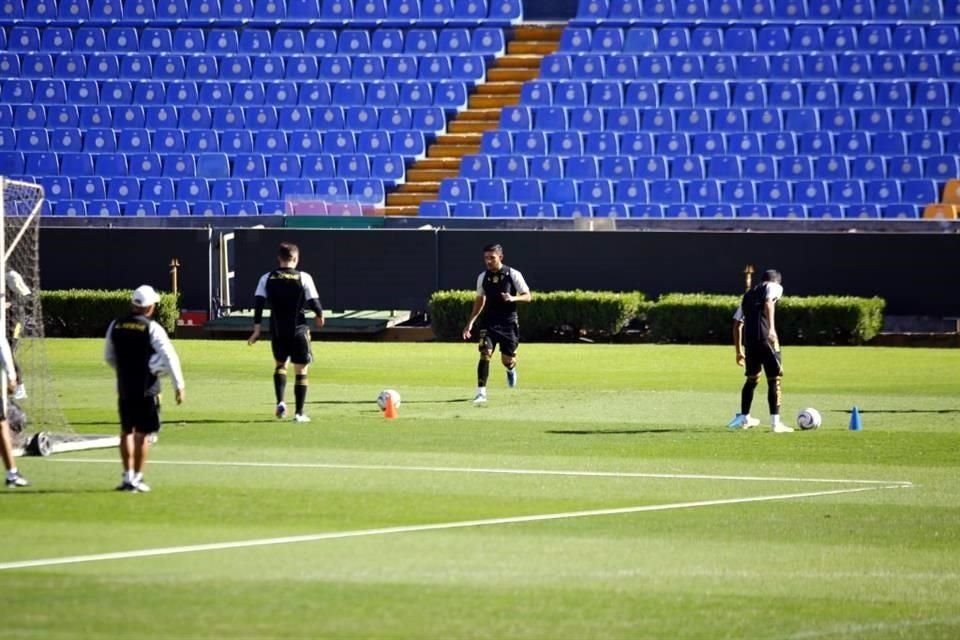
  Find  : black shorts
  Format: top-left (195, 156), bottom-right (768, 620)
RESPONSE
top-left (744, 340), bottom-right (783, 379)
top-left (118, 395), bottom-right (161, 434)
top-left (478, 323), bottom-right (520, 357)
top-left (271, 326), bottom-right (312, 365)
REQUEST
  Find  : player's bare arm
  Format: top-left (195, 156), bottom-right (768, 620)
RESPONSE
top-left (733, 320), bottom-right (745, 367)
top-left (462, 296), bottom-right (485, 340)
top-left (764, 300), bottom-right (777, 344)
top-left (502, 290), bottom-right (531, 303)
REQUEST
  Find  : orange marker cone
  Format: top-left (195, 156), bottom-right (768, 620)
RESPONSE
top-left (384, 393), bottom-right (399, 420)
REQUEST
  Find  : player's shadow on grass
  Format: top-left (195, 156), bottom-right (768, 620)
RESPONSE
top-left (834, 409), bottom-right (960, 415)
top-left (308, 399), bottom-right (471, 405)
top-left (546, 428), bottom-right (680, 435)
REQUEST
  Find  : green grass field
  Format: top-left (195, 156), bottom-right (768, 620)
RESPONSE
top-left (2, 339), bottom-right (959, 639)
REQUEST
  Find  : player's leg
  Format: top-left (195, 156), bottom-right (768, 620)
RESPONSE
top-left (291, 328), bottom-right (313, 422)
top-left (500, 323), bottom-right (520, 388)
top-left (762, 346), bottom-right (790, 432)
top-left (131, 396), bottom-right (161, 492)
top-left (474, 331), bottom-right (493, 403)
top-left (1, 418), bottom-right (29, 487)
top-left (728, 347), bottom-right (761, 429)
top-left (116, 399), bottom-right (137, 490)
top-left (271, 338), bottom-right (290, 419)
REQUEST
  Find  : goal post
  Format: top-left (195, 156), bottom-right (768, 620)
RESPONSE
top-left (0, 176), bottom-right (118, 456)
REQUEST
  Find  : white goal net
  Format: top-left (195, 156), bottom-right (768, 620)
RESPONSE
top-left (1, 177), bottom-right (117, 455)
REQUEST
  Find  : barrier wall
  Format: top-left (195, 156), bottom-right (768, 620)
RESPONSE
top-left (41, 227), bottom-right (960, 316)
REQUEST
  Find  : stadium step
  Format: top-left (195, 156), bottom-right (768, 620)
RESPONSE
top-left (475, 82), bottom-right (526, 96)
top-left (396, 182), bottom-right (440, 194)
top-left (447, 120), bottom-right (497, 133)
top-left (382, 205), bottom-right (420, 216)
top-left (406, 168), bottom-right (460, 182)
top-left (385, 23), bottom-right (563, 217)
top-left (486, 67), bottom-right (541, 82)
top-left (427, 144), bottom-right (478, 158)
top-left (469, 95), bottom-right (519, 109)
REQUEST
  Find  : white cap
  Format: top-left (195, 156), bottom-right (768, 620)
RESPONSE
top-left (132, 285), bottom-right (161, 307)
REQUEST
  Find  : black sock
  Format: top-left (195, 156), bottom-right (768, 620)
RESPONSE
top-left (274, 368), bottom-right (286, 404)
top-left (741, 377), bottom-right (758, 415)
top-left (477, 359), bottom-right (489, 387)
top-left (295, 374), bottom-right (308, 415)
top-left (767, 377), bottom-right (782, 415)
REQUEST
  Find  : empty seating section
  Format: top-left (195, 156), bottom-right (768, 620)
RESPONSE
top-left (432, 11), bottom-right (960, 218)
top-left (0, 0), bottom-right (519, 214)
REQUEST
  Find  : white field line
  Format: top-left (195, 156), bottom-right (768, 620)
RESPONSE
top-left (0, 484), bottom-right (910, 572)
top-left (51, 457), bottom-right (914, 487)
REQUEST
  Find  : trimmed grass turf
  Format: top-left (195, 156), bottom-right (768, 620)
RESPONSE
top-left (1, 339), bottom-right (958, 639)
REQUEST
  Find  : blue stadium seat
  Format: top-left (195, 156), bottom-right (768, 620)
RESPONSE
top-left (91, 0), bottom-right (122, 19)
top-left (140, 177), bottom-right (173, 200)
top-left (59, 152), bottom-right (93, 176)
top-left (637, 54), bottom-right (672, 80)
top-left (0, 152), bottom-right (25, 177)
top-left (905, 131), bottom-right (938, 155)
top-left (140, 28), bottom-right (172, 54)
top-left (815, 155), bottom-right (848, 180)
top-left (59, 0), bottom-right (90, 17)
top-left (10, 26), bottom-right (41, 51)
top-left (418, 201), bottom-right (450, 216)
top-left (156, 0), bottom-right (187, 17)
top-left (515, 130), bottom-right (548, 155)
top-left (474, 178), bottom-right (507, 203)
top-left (527, 156), bottom-right (561, 179)
top-left (840, 82), bottom-right (875, 107)
top-left (420, 0), bottom-right (454, 23)
top-left (723, 180), bottom-right (757, 205)
top-left (492, 155), bottom-right (526, 179)
top-left (698, 82), bottom-right (729, 108)
top-left (221, 0), bottom-right (254, 20)
top-left (835, 131), bottom-right (869, 155)
top-left (892, 107), bottom-right (928, 131)
top-left (14, 105), bottom-right (46, 129)
top-left (36, 79), bottom-right (67, 104)
top-left (439, 177), bottom-right (471, 204)
top-left (54, 201), bottom-right (87, 216)
top-left (737, 204), bottom-right (771, 218)
top-left (107, 177), bottom-right (140, 201)
top-left (757, 180), bottom-right (791, 205)
top-left (357, 130), bottom-right (391, 157)
top-left (807, 204), bottom-right (843, 219)
top-left (453, 0), bottom-right (487, 23)
top-left (558, 202), bottom-right (592, 218)
top-left (621, 132), bottom-right (654, 155)
top-left (126, 200), bottom-right (158, 216)
top-left (656, 133), bottom-right (689, 155)
top-left (323, 130), bottom-right (356, 153)
top-left (47, 106), bottom-right (79, 128)
top-left (23, 54), bottom-right (55, 79)
top-left (453, 202), bottom-right (486, 218)
top-left (585, 131), bottom-right (619, 155)
top-left (188, 0), bottom-right (220, 18)
top-left (123, 0), bottom-right (155, 18)
top-left (601, 156), bottom-right (633, 179)
top-left (672, 155), bottom-right (705, 180)
top-left (41, 176), bottom-right (72, 200)
top-left (577, 0), bottom-right (607, 20)
top-left (17, 128), bottom-right (49, 152)
top-left (246, 179), bottom-right (278, 201)
top-left (304, 30), bottom-right (336, 54)
top-left (624, 82), bottom-right (658, 108)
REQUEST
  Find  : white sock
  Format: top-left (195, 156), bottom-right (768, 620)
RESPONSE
top-left (477, 386), bottom-right (486, 395)
top-left (771, 414), bottom-right (780, 426)
top-left (7, 468), bottom-right (18, 478)
top-left (123, 470), bottom-right (134, 484)
top-left (133, 472), bottom-right (143, 484)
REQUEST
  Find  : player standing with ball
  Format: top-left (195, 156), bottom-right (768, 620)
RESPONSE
top-left (727, 269), bottom-right (793, 433)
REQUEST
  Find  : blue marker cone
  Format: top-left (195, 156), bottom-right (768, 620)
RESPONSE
top-left (849, 406), bottom-right (862, 431)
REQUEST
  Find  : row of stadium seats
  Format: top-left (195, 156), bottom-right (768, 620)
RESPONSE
top-left (2, 0), bottom-right (522, 24)
top-left (478, 129), bottom-right (959, 156)
top-left (573, 0), bottom-right (951, 22)
top-left (562, 24), bottom-right (960, 53)
top-left (519, 80), bottom-right (960, 109)
top-left (2, 25), bottom-right (505, 56)
top-left (537, 52), bottom-right (960, 81)
top-left (1, 103), bottom-right (448, 132)
top-left (433, 176), bottom-right (940, 205)
top-left (0, 52), bottom-right (491, 82)
top-left (457, 153), bottom-right (960, 180)
top-left (33, 174), bottom-right (389, 202)
top-left (0, 151), bottom-right (409, 181)
top-left (1, 80), bottom-right (468, 112)
top-left (419, 200), bottom-right (929, 219)
top-left (496, 105), bottom-right (960, 133)
top-left (0, 128), bottom-right (428, 156)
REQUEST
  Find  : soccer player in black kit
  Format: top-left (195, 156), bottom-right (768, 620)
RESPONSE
top-left (461, 244), bottom-right (531, 404)
top-left (248, 243), bottom-right (324, 423)
top-left (105, 285), bottom-right (186, 492)
top-left (727, 269), bottom-right (793, 433)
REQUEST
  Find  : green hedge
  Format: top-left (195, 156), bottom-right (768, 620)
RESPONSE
top-left (41, 290), bottom-right (179, 337)
top-left (431, 290), bottom-right (885, 345)
top-left (429, 290), bottom-right (645, 340)
top-left (647, 293), bottom-right (885, 345)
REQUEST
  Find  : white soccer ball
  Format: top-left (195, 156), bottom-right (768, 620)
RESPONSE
top-left (797, 407), bottom-right (822, 430)
top-left (377, 389), bottom-right (401, 411)
top-left (148, 353), bottom-right (169, 377)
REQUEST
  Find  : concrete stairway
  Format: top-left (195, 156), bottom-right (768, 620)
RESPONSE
top-left (382, 24), bottom-right (565, 216)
